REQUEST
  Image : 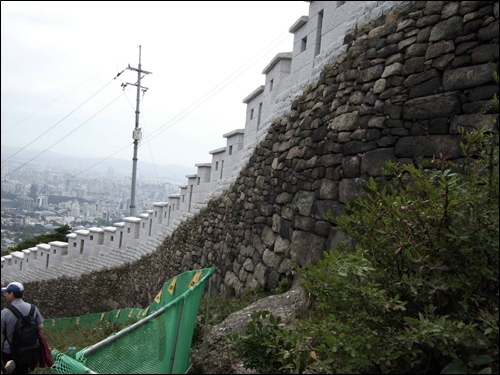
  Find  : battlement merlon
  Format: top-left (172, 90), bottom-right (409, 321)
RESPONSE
top-left (243, 85), bottom-right (264, 104)
top-left (223, 129), bottom-right (245, 138)
top-left (262, 52), bottom-right (292, 75)
top-left (209, 147), bottom-right (226, 155)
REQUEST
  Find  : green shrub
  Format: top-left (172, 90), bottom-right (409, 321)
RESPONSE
top-left (232, 76), bottom-right (499, 374)
top-left (232, 310), bottom-right (314, 374)
top-left (275, 277), bottom-right (292, 294)
top-left (304, 131), bottom-right (497, 372)
top-left (192, 284), bottom-right (271, 346)
top-left (4, 224), bottom-right (72, 255)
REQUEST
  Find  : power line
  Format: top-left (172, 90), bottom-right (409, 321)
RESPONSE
top-left (1, 77), bottom-right (118, 165)
top-left (140, 112), bottom-right (161, 187)
top-left (72, 31), bottom-right (291, 181)
top-left (2, 87), bottom-right (131, 179)
top-left (140, 31), bottom-right (291, 147)
top-left (69, 142), bottom-right (133, 179)
top-left (4, 30), bottom-right (292, 180)
top-left (1, 68), bottom-right (107, 135)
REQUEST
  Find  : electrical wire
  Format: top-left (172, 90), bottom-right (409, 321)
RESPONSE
top-left (3, 29), bottom-right (292, 180)
top-left (75, 30), bottom-right (292, 183)
top-left (2, 87), bottom-right (131, 179)
top-left (1, 77), bottom-right (117, 165)
top-left (69, 141), bottom-right (133, 179)
top-left (140, 111), bottom-right (161, 187)
top-left (1, 68), bottom-right (107, 135)
top-left (139, 30), bottom-right (291, 146)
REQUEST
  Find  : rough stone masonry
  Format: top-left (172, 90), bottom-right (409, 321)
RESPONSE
top-left (5, 1), bottom-right (498, 319)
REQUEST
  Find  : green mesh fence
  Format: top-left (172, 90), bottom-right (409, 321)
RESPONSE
top-left (49, 268), bottom-right (215, 374)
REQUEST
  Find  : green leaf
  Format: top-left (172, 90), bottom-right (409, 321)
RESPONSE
top-left (477, 367), bottom-right (492, 374)
top-left (404, 248), bottom-right (415, 261)
top-left (440, 359), bottom-right (468, 374)
top-left (468, 355), bottom-right (493, 366)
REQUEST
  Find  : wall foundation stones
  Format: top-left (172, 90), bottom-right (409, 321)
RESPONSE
top-left (4, 1), bottom-right (498, 318)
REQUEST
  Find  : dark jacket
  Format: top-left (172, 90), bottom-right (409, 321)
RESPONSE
top-left (29, 331), bottom-right (54, 371)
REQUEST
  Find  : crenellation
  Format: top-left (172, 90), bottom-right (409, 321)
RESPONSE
top-left (1, 1), bottom-right (498, 317)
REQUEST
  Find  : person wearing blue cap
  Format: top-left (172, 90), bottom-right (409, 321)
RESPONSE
top-left (1, 282), bottom-right (44, 374)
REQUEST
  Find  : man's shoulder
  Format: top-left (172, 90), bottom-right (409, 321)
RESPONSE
top-left (6, 300), bottom-right (33, 315)
top-left (10, 300), bottom-right (26, 310)
top-left (2, 304), bottom-right (19, 316)
top-left (1, 306), bottom-right (17, 323)
top-left (1, 305), bottom-right (15, 314)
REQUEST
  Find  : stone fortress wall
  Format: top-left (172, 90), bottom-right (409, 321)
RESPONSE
top-left (1, 1), bottom-right (498, 319)
top-left (1, 1), bottom-right (409, 285)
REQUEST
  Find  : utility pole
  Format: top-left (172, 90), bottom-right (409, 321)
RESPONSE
top-left (122, 45), bottom-right (152, 217)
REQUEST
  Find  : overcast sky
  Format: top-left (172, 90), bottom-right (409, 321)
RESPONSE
top-left (1, 1), bottom-right (310, 171)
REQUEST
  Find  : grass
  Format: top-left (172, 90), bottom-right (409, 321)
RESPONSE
top-left (30, 285), bottom-right (273, 374)
top-left (192, 285), bottom-right (272, 344)
top-left (32, 321), bottom-right (123, 374)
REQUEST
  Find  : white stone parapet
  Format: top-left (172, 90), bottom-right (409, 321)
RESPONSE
top-left (1, 1), bottom-right (407, 285)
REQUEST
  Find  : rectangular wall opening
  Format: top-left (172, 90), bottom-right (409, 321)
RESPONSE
top-left (315, 10), bottom-right (324, 57)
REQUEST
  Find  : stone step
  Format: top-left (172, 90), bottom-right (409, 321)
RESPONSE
top-left (89, 254), bottom-right (122, 268)
top-left (59, 261), bottom-right (93, 275)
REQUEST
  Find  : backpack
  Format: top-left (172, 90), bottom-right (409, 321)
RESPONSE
top-left (4, 305), bottom-right (41, 365)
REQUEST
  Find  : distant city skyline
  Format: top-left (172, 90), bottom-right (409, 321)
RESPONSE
top-left (1, 154), bottom-right (181, 238)
top-left (1, 2), bottom-right (310, 170)
top-left (1, 144), bottom-right (197, 183)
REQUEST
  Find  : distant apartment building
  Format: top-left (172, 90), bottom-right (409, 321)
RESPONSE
top-left (70, 201), bottom-right (80, 217)
top-left (29, 184), bottom-right (38, 198)
top-left (16, 196), bottom-right (33, 212)
top-left (36, 195), bottom-right (49, 208)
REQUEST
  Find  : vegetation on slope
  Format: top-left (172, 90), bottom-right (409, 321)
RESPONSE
top-left (29, 287), bottom-right (270, 374)
top-left (18, 74), bottom-right (500, 375)
top-left (232, 76), bottom-right (499, 374)
top-left (1, 225), bottom-right (72, 257)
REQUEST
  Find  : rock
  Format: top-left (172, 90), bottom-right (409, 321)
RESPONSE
top-left (189, 282), bottom-right (308, 374)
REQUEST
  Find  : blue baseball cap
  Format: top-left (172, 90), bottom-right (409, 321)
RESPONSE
top-left (1, 282), bottom-right (24, 297)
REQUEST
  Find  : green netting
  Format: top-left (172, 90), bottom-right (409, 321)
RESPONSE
top-left (49, 268), bottom-right (215, 374)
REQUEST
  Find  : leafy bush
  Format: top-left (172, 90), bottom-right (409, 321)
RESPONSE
top-left (192, 284), bottom-right (271, 345)
top-left (300, 117), bottom-right (498, 373)
top-left (4, 224), bottom-right (72, 255)
top-left (232, 310), bottom-right (314, 374)
top-left (232, 75), bottom-right (499, 373)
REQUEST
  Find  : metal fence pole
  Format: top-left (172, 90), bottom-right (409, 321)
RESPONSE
top-left (202, 276), bottom-right (212, 354)
top-left (169, 303), bottom-right (184, 374)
